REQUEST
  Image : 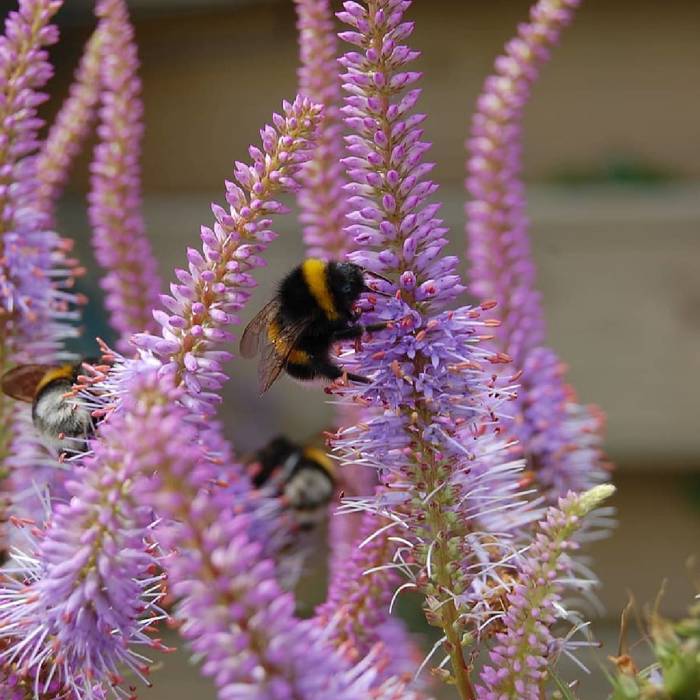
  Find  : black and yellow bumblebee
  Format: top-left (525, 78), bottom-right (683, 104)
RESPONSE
top-left (240, 258), bottom-right (392, 393)
top-left (0, 362), bottom-right (94, 455)
top-left (247, 435), bottom-right (337, 530)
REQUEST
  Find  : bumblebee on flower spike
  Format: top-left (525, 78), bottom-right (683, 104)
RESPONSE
top-left (1, 361), bottom-right (95, 455)
top-left (240, 258), bottom-right (392, 393)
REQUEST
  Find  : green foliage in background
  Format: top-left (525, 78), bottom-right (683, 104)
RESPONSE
top-left (607, 594), bottom-right (700, 700)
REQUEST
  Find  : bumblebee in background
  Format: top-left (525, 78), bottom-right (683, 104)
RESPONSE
top-left (248, 435), bottom-right (336, 530)
top-left (240, 258), bottom-right (392, 393)
top-left (0, 362), bottom-right (94, 455)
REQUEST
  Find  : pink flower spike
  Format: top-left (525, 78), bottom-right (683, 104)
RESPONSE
top-left (133, 96), bottom-right (323, 420)
top-left (0, 0), bottom-right (83, 525)
top-left (88, 0), bottom-right (162, 351)
top-left (464, 0), bottom-right (609, 501)
top-left (477, 484), bottom-right (615, 699)
top-left (37, 23), bottom-right (104, 222)
top-left (294, 0), bottom-right (350, 259)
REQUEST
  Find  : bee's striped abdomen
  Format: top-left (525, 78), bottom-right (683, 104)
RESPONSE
top-left (267, 319), bottom-right (311, 365)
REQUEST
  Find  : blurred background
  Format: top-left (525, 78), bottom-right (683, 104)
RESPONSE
top-left (30, 0), bottom-right (700, 696)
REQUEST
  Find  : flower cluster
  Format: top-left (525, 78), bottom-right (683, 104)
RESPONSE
top-left (0, 359), bottom-right (170, 697)
top-left (0, 0), bottom-right (83, 538)
top-left (477, 484), bottom-right (615, 698)
top-left (0, 0), bottom-right (619, 698)
top-left (294, 0), bottom-right (350, 259)
top-left (87, 0), bottom-right (162, 350)
top-left (134, 95), bottom-right (323, 419)
top-left (325, 2), bottom-right (551, 696)
top-left (37, 24), bottom-right (103, 221)
top-left (465, 0), bottom-right (608, 500)
top-left (123, 367), bottom-right (372, 700)
top-left (0, 0), bottom-right (80, 360)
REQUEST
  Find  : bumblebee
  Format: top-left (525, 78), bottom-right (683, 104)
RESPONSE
top-left (240, 258), bottom-right (391, 393)
top-left (0, 362), bottom-right (94, 455)
top-left (248, 435), bottom-right (336, 530)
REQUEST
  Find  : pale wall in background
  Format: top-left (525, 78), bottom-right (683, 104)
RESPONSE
top-left (49, 0), bottom-right (700, 189)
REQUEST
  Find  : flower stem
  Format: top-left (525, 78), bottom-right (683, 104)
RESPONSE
top-left (436, 557), bottom-right (474, 699)
top-left (424, 459), bottom-right (474, 699)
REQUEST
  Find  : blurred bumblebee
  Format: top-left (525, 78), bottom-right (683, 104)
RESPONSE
top-left (0, 362), bottom-right (94, 455)
top-left (240, 258), bottom-right (391, 393)
top-left (248, 435), bottom-right (336, 530)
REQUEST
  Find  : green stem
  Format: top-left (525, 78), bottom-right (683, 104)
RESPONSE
top-left (435, 548), bottom-right (476, 700)
top-left (427, 456), bottom-right (476, 700)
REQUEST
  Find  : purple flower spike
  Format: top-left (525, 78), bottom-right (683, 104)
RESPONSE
top-left (133, 96), bottom-right (322, 418)
top-left (316, 510), bottom-right (423, 686)
top-left (0, 0), bottom-right (83, 521)
top-left (0, 0), bottom-right (79, 360)
top-left (37, 24), bottom-right (103, 221)
top-left (465, 0), bottom-right (609, 500)
top-left (121, 366), bottom-right (407, 700)
top-left (466, 0), bottom-right (579, 366)
top-left (88, 0), bottom-right (162, 351)
top-left (294, 0), bottom-right (350, 259)
top-left (0, 0), bottom-right (61, 239)
top-left (477, 484), bottom-right (615, 699)
top-left (330, 2), bottom-right (539, 695)
top-left (0, 362), bottom-right (174, 698)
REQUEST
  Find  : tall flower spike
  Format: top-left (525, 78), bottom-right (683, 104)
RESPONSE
top-left (465, 0), bottom-right (609, 500)
top-left (0, 0), bottom-right (61, 240)
top-left (0, 0), bottom-right (78, 361)
top-left (316, 510), bottom-right (422, 686)
top-left (0, 0), bottom-right (83, 524)
top-left (0, 360), bottom-right (171, 698)
top-left (124, 364), bottom-right (409, 700)
top-left (294, 0), bottom-right (350, 259)
top-left (477, 484), bottom-right (616, 699)
top-left (88, 0), bottom-right (162, 351)
top-left (37, 23), bottom-right (104, 220)
top-left (133, 96), bottom-right (323, 418)
top-left (293, 0), bottom-right (403, 657)
top-left (330, 2), bottom-right (537, 697)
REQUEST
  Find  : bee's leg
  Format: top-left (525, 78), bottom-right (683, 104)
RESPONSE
top-left (331, 321), bottom-right (388, 341)
top-left (363, 322), bottom-right (389, 334)
top-left (314, 359), bottom-right (371, 385)
top-left (345, 371), bottom-right (372, 384)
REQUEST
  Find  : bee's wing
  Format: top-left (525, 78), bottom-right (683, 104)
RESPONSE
top-left (257, 316), bottom-right (309, 394)
top-left (0, 364), bottom-right (54, 402)
top-left (239, 299), bottom-right (281, 359)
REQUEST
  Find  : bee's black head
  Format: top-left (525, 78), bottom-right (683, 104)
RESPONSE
top-left (328, 262), bottom-right (366, 315)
